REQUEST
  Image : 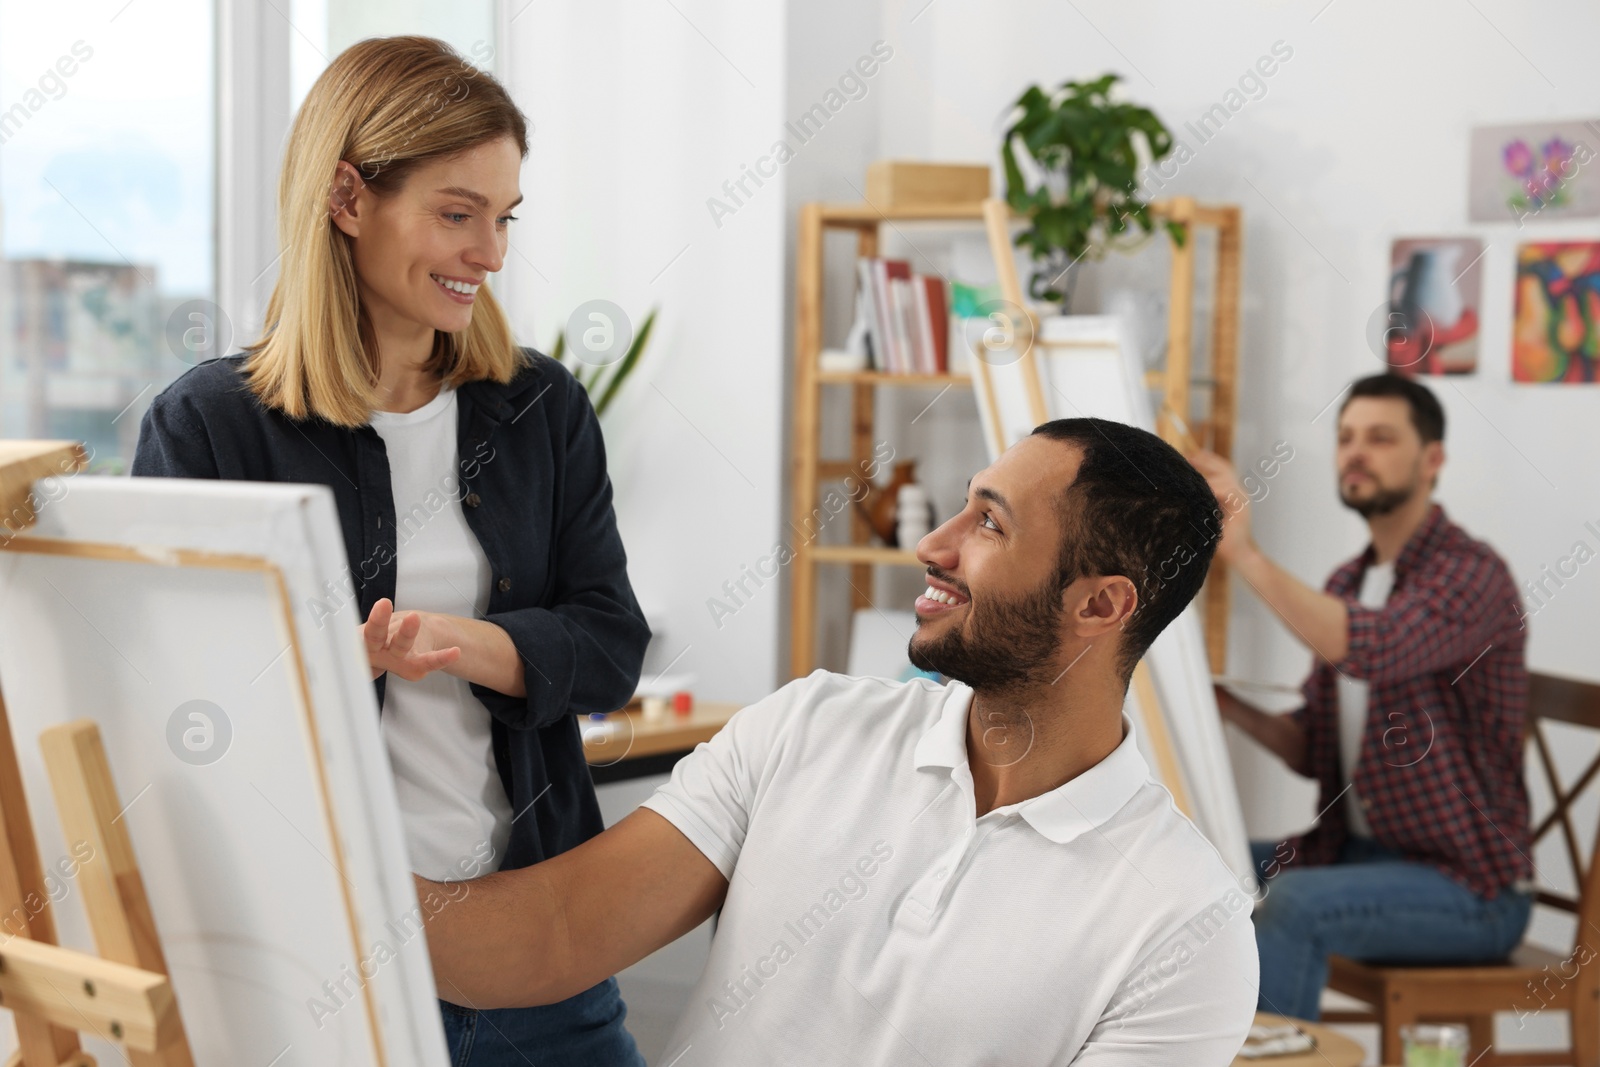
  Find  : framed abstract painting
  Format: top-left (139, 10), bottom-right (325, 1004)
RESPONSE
top-left (1513, 241), bottom-right (1600, 384)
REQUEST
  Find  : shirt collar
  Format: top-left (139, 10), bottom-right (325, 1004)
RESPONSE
top-left (913, 683), bottom-right (1153, 845)
top-left (1355, 500), bottom-right (1449, 578)
top-left (455, 348), bottom-right (551, 442)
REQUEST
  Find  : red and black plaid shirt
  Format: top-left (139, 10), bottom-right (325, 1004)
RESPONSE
top-left (1284, 502), bottom-right (1530, 899)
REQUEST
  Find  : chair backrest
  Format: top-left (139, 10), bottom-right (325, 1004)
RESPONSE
top-left (1526, 672), bottom-right (1600, 936)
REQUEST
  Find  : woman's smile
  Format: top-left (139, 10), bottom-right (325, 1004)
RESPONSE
top-left (430, 272), bottom-right (482, 304)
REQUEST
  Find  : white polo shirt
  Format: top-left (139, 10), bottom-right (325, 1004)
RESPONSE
top-left (640, 670), bottom-right (1258, 1066)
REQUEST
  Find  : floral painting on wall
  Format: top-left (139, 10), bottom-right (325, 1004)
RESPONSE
top-left (1469, 120), bottom-right (1600, 224)
top-left (1513, 242), bottom-right (1600, 383)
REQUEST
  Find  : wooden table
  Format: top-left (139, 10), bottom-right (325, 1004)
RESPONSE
top-left (583, 701), bottom-right (741, 782)
top-left (1232, 1013), bottom-right (1364, 1067)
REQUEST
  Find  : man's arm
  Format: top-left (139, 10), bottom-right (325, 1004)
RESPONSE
top-left (1190, 449), bottom-right (1518, 685)
top-left (417, 807), bottom-right (728, 1009)
top-left (1214, 683), bottom-right (1308, 776)
top-left (1335, 550), bottom-right (1511, 684)
top-left (424, 671), bottom-right (814, 1007)
top-left (1224, 544), bottom-right (1350, 664)
top-left (1187, 450), bottom-right (1350, 663)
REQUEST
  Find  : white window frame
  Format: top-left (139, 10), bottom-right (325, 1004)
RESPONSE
top-left (215, 0), bottom-right (292, 348)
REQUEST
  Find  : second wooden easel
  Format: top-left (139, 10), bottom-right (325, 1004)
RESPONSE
top-left (0, 441), bottom-right (195, 1067)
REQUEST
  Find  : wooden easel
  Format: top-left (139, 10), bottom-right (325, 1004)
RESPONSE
top-left (966, 198), bottom-right (1228, 819)
top-left (978, 196), bottom-right (1242, 675)
top-left (0, 442), bottom-right (194, 1067)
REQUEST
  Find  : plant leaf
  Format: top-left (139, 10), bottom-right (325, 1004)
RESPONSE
top-left (592, 306), bottom-right (658, 417)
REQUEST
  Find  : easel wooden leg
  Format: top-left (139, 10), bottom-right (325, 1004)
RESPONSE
top-left (0, 685), bottom-right (84, 1066)
top-left (981, 198), bottom-right (1048, 426)
top-left (39, 723), bottom-right (194, 1067)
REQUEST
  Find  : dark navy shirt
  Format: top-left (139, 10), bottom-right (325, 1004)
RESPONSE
top-left (131, 349), bottom-right (649, 873)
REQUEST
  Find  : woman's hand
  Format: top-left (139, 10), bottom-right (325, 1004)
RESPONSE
top-left (362, 598), bottom-right (463, 682)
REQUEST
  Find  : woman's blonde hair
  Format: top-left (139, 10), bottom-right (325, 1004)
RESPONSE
top-left (241, 36), bottom-right (530, 426)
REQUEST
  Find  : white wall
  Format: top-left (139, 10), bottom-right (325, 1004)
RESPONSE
top-left (503, 0), bottom-right (790, 702)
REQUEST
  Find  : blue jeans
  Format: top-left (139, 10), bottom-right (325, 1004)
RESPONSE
top-left (439, 977), bottom-right (645, 1067)
top-left (1250, 838), bottom-right (1533, 1021)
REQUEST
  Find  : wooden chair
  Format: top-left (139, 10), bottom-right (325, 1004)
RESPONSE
top-left (1323, 671), bottom-right (1600, 1066)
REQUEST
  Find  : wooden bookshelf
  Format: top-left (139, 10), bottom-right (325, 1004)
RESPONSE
top-left (788, 196), bottom-right (1242, 678)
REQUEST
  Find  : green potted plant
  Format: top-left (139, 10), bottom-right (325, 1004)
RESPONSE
top-left (551, 306), bottom-right (658, 418)
top-left (1000, 73), bottom-right (1183, 307)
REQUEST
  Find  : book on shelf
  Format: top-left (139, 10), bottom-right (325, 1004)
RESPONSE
top-left (855, 257), bottom-right (950, 375)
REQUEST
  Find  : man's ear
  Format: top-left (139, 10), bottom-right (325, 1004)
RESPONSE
top-left (1423, 439), bottom-right (1445, 484)
top-left (1068, 576), bottom-right (1138, 638)
top-left (329, 159), bottom-right (366, 238)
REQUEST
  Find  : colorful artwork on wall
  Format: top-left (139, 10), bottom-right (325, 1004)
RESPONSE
top-left (1385, 237), bottom-right (1483, 375)
top-left (1513, 242), bottom-right (1600, 384)
top-left (1468, 120), bottom-right (1600, 224)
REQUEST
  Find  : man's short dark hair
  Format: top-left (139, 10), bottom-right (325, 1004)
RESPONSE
top-left (1340, 374), bottom-right (1445, 444)
top-left (1030, 418), bottom-right (1221, 686)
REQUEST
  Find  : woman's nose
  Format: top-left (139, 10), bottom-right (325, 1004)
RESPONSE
top-left (466, 223), bottom-right (505, 274)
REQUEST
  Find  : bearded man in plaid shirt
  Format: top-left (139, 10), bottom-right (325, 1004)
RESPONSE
top-left (1189, 373), bottom-right (1532, 1022)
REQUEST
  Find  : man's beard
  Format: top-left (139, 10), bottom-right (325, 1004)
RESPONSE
top-left (1338, 465), bottom-right (1420, 518)
top-left (908, 571), bottom-right (1064, 692)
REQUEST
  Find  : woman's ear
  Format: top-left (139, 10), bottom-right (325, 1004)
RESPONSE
top-left (329, 160), bottom-right (365, 238)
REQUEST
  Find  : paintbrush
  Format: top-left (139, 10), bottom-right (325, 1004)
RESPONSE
top-left (1163, 404), bottom-right (1202, 455)
top-left (1212, 675), bottom-right (1304, 695)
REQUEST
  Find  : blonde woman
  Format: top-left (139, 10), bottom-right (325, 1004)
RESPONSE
top-left (132, 36), bottom-right (650, 1067)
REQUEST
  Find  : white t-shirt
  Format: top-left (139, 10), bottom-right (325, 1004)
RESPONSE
top-left (1335, 559), bottom-right (1396, 840)
top-left (370, 385), bottom-right (513, 882)
top-left (640, 670), bottom-right (1258, 1066)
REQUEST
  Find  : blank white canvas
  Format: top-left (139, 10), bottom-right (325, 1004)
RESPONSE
top-left (0, 478), bottom-right (449, 1066)
top-left (970, 315), bottom-right (1256, 892)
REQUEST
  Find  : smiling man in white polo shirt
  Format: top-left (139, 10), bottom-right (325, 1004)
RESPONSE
top-left (419, 417), bottom-right (1259, 1065)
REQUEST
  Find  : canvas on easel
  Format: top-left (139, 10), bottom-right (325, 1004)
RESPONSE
top-left (966, 312), bottom-right (1257, 893)
top-left (0, 444), bottom-right (450, 1066)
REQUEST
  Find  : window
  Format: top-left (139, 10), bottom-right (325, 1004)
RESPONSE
top-left (0, 1), bottom-right (215, 473)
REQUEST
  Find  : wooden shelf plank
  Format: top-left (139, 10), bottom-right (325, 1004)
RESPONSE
top-left (818, 202), bottom-right (1000, 224)
top-left (0, 441), bottom-right (86, 535)
top-left (817, 371), bottom-right (971, 387)
top-left (808, 545), bottom-right (921, 566)
top-left (817, 197), bottom-right (1202, 226)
